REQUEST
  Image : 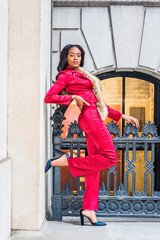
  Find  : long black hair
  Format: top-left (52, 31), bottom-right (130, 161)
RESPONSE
top-left (56, 44), bottom-right (85, 79)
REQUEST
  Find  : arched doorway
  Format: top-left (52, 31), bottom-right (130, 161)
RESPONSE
top-left (97, 71), bottom-right (160, 192)
top-left (60, 71), bottom-right (160, 194)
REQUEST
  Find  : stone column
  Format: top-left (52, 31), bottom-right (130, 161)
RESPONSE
top-left (8, 0), bottom-right (51, 230)
top-left (0, 0), bottom-right (11, 239)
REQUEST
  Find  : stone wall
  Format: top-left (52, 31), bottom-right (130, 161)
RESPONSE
top-left (52, 5), bottom-right (160, 80)
top-left (0, 159), bottom-right (11, 240)
top-left (7, 0), bottom-right (51, 231)
top-left (0, 0), bottom-right (11, 239)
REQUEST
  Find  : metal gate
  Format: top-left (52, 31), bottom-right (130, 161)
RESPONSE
top-left (50, 108), bottom-right (160, 220)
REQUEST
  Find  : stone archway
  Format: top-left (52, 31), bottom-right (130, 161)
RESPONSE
top-left (52, 4), bottom-right (160, 80)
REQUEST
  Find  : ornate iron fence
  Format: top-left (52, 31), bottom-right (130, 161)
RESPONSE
top-left (50, 109), bottom-right (160, 220)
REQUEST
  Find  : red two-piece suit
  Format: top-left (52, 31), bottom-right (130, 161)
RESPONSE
top-left (44, 66), bottom-right (122, 210)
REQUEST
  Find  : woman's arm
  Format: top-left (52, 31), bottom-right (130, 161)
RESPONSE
top-left (72, 95), bottom-right (90, 110)
top-left (121, 114), bottom-right (140, 128)
top-left (107, 105), bottom-right (139, 128)
top-left (107, 105), bottom-right (122, 122)
top-left (44, 72), bottom-right (72, 105)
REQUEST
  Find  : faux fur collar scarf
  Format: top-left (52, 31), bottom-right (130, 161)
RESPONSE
top-left (78, 67), bottom-right (108, 121)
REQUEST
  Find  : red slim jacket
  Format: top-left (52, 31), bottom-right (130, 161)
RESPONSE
top-left (44, 66), bottom-right (122, 122)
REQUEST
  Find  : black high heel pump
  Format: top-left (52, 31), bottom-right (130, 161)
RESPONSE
top-left (45, 149), bottom-right (69, 173)
top-left (80, 209), bottom-right (107, 226)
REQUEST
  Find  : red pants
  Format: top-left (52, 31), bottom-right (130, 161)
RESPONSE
top-left (68, 103), bottom-right (117, 210)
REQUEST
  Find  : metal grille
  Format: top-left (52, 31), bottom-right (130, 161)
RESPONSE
top-left (50, 109), bottom-right (160, 220)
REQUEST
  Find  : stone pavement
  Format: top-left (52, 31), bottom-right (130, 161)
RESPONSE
top-left (10, 217), bottom-right (160, 240)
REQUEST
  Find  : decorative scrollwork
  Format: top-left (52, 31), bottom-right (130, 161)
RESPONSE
top-left (106, 120), bottom-right (120, 137)
top-left (123, 123), bottom-right (139, 138)
top-left (67, 120), bottom-right (84, 138)
top-left (153, 191), bottom-right (160, 197)
top-left (62, 199), bottom-right (69, 211)
top-left (98, 200), bottom-right (107, 212)
top-left (126, 160), bottom-right (136, 174)
top-left (156, 201), bottom-right (160, 214)
top-left (71, 200), bottom-right (83, 210)
top-left (120, 201), bottom-right (132, 213)
top-left (62, 182), bottom-right (70, 196)
top-left (132, 201), bottom-right (144, 214)
top-left (144, 200), bottom-right (156, 214)
top-left (134, 191), bottom-right (146, 197)
top-left (62, 198), bottom-right (160, 217)
top-left (99, 182), bottom-right (107, 196)
top-left (142, 121), bottom-right (158, 138)
top-left (116, 182), bottom-right (127, 196)
top-left (107, 200), bottom-right (120, 213)
top-left (50, 109), bottom-right (65, 136)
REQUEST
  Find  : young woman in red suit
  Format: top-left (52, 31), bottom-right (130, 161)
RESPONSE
top-left (44, 44), bottom-right (139, 226)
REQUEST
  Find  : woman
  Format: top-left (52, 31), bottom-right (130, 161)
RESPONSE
top-left (44, 44), bottom-right (139, 226)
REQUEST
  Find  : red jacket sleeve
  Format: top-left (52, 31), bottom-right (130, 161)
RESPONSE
top-left (107, 105), bottom-right (122, 122)
top-left (44, 72), bottom-right (72, 105)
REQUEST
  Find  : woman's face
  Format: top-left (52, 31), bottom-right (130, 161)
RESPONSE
top-left (66, 47), bottom-right (81, 70)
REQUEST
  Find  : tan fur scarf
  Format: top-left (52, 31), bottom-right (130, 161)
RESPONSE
top-left (78, 67), bottom-right (108, 121)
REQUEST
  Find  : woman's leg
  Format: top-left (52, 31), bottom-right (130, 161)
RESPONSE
top-left (68, 107), bottom-right (117, 178)
top-left (52, 104), bottom-right (117, 177)
top-left (82, 133), bottom-right (100, 211)
top-left (82, 172), bottom-right (100, 210)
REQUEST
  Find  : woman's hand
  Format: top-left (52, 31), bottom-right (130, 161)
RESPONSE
top-left (72, 95), bottom-right (90, 110)
top-left (121, 114), bottom-right (140, 128)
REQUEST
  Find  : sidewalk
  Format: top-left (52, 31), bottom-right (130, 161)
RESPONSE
top-left (10, 217), bottom-right (160, 240)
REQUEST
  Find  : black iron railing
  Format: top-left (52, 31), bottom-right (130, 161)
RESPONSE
top-left (50, 109), bottom-right (160, 220)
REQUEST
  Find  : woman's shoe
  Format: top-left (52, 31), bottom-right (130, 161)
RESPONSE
top-left (80, 209), bottom-right (107, 226)
top-left (45, 159), bottom-right (53, 173)
top-left (45, 150), bottom-right (69, 173)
